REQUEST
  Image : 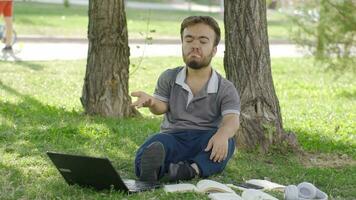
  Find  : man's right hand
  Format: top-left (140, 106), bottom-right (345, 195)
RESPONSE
top-left (131, 91), bottom-right (155, 109)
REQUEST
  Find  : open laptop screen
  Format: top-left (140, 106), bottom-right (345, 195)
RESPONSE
top-left (47, 151), bottom-right (129, 191)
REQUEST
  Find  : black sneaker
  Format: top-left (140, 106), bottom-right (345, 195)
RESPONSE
top-left (168, 161), bottom-right (197, 182)
top-left (2, 46), bottom-right (12, 52)
top-left (139, 141), bottom-right (165, 182)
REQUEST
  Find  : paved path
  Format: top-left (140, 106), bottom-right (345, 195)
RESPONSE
top-left (0, 41), bottom-right (309, 61)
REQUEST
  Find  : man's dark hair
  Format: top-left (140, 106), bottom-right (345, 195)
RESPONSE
top-left (180, 16), bottom-right (221, 47)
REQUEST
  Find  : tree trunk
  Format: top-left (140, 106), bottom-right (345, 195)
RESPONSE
top-left (81, 0), bottom-right (138, 117)
top-left (224, 0), bottom-right (298, 152)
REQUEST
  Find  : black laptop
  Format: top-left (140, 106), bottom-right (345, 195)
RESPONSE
top-left (46, 151), bottom-right (161, 193)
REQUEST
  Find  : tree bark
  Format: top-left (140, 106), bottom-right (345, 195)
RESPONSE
top-left (81, 0), bottom-right (138, 117)
top-left (224, 0), bottom-right (298, 152)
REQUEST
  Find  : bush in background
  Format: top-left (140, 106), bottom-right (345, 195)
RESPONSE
top-left (290, 0), bottom-right (355, 75)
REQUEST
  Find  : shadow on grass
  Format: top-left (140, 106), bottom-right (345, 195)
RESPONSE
top-left (0, 80), bottom-right (90, 153)
top-left (0, 81), bottom-right (161, 177)
top-left (15, 61), bottom-right (45, 71)
top-left (1, 55), bottom-right (44, 71)
top-left (15, 18), bottom-right (39, 26)
top-left (0, 162), bottom-right (26, 198)
top-left (337, 89), bottom-right (356, 99)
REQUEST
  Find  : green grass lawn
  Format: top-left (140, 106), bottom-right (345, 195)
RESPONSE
top-left (0, 57), bottom-right (355, 199)
top-left (13, 2), bottom-right (291, 40)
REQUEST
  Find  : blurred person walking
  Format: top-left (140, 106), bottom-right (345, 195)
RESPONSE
top-left (0, 0), bottom-right (13, 52)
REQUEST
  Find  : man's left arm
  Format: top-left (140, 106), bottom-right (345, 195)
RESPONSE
top-left (205, 113), bottom-right (239, 162)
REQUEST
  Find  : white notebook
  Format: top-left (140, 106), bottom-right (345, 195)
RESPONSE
top-left (164, 179), bottom-right (235, 193)
top-left (208, 192), bottom-right (243, 200)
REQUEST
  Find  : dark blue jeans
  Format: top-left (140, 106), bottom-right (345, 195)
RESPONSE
top-left (134, 129), bottom-right (235, 179)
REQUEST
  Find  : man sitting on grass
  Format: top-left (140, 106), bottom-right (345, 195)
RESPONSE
top-left (131, 16), bottom-right (240, 182)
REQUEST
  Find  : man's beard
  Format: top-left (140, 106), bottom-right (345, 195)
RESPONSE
top-left (184, 50), bottom-right (214, 70)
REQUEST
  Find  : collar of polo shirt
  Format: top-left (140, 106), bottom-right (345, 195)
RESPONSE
top-left (175, 66), bottom-right (219, 107)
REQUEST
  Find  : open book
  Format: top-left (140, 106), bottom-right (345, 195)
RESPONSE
top-left (208, 190), bottom-right (278, 200)
top-left (227, 179), bottom-right (285, 192)
top-left (208, 192), bottom-right (243, 200)
top-left (245, 179), bottom-right (285, 191)
top-left (164, 179), bottom-right (235, 193)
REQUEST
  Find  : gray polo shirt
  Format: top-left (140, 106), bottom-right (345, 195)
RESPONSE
top-left (153, 66), bottom-right (240, 133)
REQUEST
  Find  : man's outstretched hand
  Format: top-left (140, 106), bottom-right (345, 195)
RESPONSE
top-left (131, 91), bottom-right (155, 109)
top-left (131, 91), bottom-right (168, 115)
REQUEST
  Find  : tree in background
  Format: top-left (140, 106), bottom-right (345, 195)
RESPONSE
top-left (268, 0), bottom-right (278, 9)
top-left (224, 0), bottom-right (298, 152)
top-left (291, 0), bottom-right (355, 74)
top-left (81, 0), bottom-right (138, 117)
top-left (63, 0), bottom-right (70, 8)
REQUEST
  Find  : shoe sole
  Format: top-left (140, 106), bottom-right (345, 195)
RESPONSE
top-left (139, 142), bottom-right (165, 182)
top-left (168, 163), bottom-right (179, 181)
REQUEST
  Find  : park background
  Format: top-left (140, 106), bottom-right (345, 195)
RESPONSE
top-left (0, 0), bottom-right (355, 199)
